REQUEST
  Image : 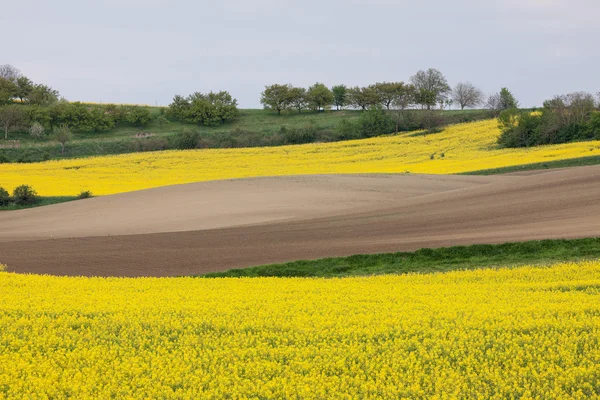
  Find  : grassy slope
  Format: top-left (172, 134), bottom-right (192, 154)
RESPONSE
top-left (0, 196), bottom-right (79, 211)
top-left (464, 155), bottom-right (600, 175)
top-left (201, 238), bottom-right (600, 278)
top-left (3, 109), bottom-right (490, 162)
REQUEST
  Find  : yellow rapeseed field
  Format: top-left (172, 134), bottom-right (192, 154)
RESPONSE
top-left (2, 119), bottom-right (600, 195)
top-left (1, 262), bottom-right (600, 399)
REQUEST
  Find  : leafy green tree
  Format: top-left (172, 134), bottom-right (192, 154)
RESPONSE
top-left (0, 78), bottom-right (17, 106)
top-left (499, 88), bottom-right (519, 109)
top-left (347, 86), bottom-right (380, 111)
top-left (15, 76), bottom-right (33, 103)
top-left (125, 106), bottom-right (152, 128)
top-left (410, 68), bottom-right (451, 109)
top-left (0, 105), bottom-right (25, 140)
top-left (53, 124), bottom-right (72, 154)
top-left (178, 91), bottom-right (238, 126)
top-left (288, 87), bottom-right (308, 113)
top-left (306, 83), bottom-right (333, 112)
top-left (260, 84), bottom-right (292, 115)
top-left (28, 84), bottom-right (59, 106)
top-left (332, 85), bottom-right (347, 110)
top-left (372, 82), bottom-right (409, 109)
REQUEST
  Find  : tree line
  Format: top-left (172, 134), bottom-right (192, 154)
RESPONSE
top-left (260, 68), bottom-right (520, 114)
top-left (498, 92), bottom-right (600, 148)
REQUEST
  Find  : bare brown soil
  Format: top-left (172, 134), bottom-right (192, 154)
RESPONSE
top-left (1, 166), bottom-right (599, 277)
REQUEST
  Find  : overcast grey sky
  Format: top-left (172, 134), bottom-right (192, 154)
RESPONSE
top-left (3, 0), bottom-right (599, 108)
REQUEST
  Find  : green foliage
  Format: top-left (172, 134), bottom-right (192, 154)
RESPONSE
top-left (288, 87), bottom-right (307, 113)
top-left (168, 91), bottom-right (238, 126)
top-left (77, 190), bottom-right (93, 199)
top-left (356, 106), bottom-right (395, 138)
top-left (175, 130), bottom-right (200, 149)
top-left (260, 84), bottom-right (292, 115)
top-left (15, 76), bottom-right (33, 103)
top-left (335, 119), bottom-right (360, 140)
top-left (331, 85), bottom-right (347, 110)
top-left (346, 86), bottom-right (380, 110)
top-left (498, 92), bottom-right (599, 148)
top-left (202, 237), bottom-right (600, 278)
top-left (0, 104), bottom-right (26, 139)
top-left (306, 83), bottom-right (334, 111)
top-left (0, 187), bottom-right (10, 206)
top-left (12, 185), bottom-right (39, 206)
top-left (499, 88), bottom-right (519, 109)
top-left (410, 69), bottom-right (450, 109)
top-left (278, 123), bottom-right (317, 144)
top-left (372, 82), bottom-right (411, 109)
top-left (124, 106), bottom-right (152, 127)
top-left (0, 78), bottom-right (17, 105)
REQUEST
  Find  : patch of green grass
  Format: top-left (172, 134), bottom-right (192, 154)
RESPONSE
top-left (0, 196), bottom-right (80, 211)
top-left (463, 155), bottom-right (600, 175)
top-left (201, 238), bottom-right (600, 278)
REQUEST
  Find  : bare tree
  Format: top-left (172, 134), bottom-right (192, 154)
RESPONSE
top-left (452, 82), bottom-right (484, 110)
top-left (29, 122), bottom-right (45, 139)
top-left (53, 124), bottom-right (72, 154)
top-left (0, 65), bottom-right (21, 82)
top-left (543, 92), bottom-right (596, 126)
top-left (0, 105), bottom-right (25, 140)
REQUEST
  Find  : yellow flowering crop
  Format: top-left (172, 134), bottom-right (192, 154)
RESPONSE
top-left (1, 262), bottom-right (600, 399)
top-left (1, 120), bottom-right (600, 195)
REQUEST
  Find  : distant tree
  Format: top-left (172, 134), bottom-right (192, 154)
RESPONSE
top-left (15, 76), bottom-right (33, 103)
top-left (260, 84), bottom-right (292, 115)
top-left (53, 124), bottom-right (72, 154)
top-left (347, 86), bottom-right (380, 111)
top-left (188, 91), bottom-right (238, 125)
top-left (12, 185), bottom-right (38, 206)
top-left (390, 84), bottom-right (417, 133)
top-left (486, 87), bottom-right (519, 114)
top-left (0, 105), bottom-right (25, 140)
top-left (89, 107), bottom-right (115, 132)
top-left (372, 82), bottom-right (409, 110)
top-left (288, 87), bottom-right (308, 113)
top-left (499, 88), bottom-right (519, 109)
top-left (452, 82), bottom-right (484, 110)
top-left (410, 68), bottom-right (451, 109)
top-left (331, 85), bottom-right (347, 110)
top-left (0, 65), bottom-right (21, 82)
top-left (0, 78), bottom-right (17, 105)
top-left (125, 106), bottom-right (152, 128)
top-left (28, 84), bottom-right (60, 106)
top-left (543, 92), bottom-right (596, 126)
top-left (29, 122), bottom-right (45, 139)
top-left (306, 83), bottom-right (334, 112)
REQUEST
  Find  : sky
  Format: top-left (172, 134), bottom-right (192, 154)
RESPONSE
top-left (2, 0), bottom-right (599, 108)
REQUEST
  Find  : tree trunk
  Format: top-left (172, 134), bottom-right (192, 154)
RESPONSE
top-left (61, 143), bottom-right (65, 154)
top-left (277, 109), bottom-right (281, 115)
top-left (4, 127), bottom-right (7, 140)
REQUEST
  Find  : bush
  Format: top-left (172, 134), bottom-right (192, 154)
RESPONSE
top-left (175, 130), bottom-right (200, 150)
top-left (335, 120), bottom-right (360, 140)
top-left (357, 106), bottom-right (395, 138)
top-left (16, 149), bottom-right (51, 163)
top-left (12, 185), bottom-right (38, 206)
top-left (78, 190), bottom-right (92, 199)
top-left (280, 124), bottom-right (318, 145)
top-left (0, 187), bottom-right (10, 206)
top-left (132, 137), bottom-right (170, 152)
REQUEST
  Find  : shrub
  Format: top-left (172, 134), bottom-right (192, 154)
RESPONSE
top-left (28, 122), bottom-right (45, 139)
top-left (357, 106), bottom-right (395, 138)
top-left (335, 120), bottom-right (360, 140)
top-left (77, 190), bottom-right (92, 199)
top-left (12, 185), bottom-right (38, 205)
top-left (280, 124), bottom-right (318, 145)
top-left (175, 130), bottom-right (200, 150)
top-left (0, 187), bottom-right (10, 206)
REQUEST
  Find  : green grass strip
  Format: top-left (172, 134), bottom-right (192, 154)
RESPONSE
top-left (201, 238), bottom-right (600, 278)
top-left (463, 155), bottom-right (600, 175)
